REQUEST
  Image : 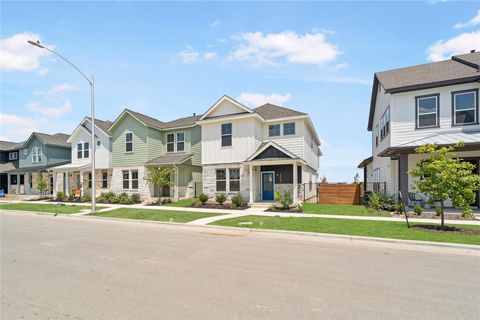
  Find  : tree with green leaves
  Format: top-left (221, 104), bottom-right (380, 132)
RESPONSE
top-left (409, 143), bottom-right (480, 228)
top-left (37, 177), bottom-right (48, 198)
top-left (146, 167), bottom-right (174, 203)
top-left (353, 173), bottom-right (360, 184)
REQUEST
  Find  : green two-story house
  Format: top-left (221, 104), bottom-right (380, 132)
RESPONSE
top-left (108, 109), bottom-right (202, 200)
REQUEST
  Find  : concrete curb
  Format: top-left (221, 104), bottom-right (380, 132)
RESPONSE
top-left (2, 209), bottom-right (477, 255)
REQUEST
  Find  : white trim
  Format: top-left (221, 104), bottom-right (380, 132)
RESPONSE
top-left (199, 95), bottom-right (253, 121)
top-left (260, 171), bottom-right (275, 201)
top-left (125, 131), bottom-right (134, 153)
top-left (197, 112), bottom-right (261, 124)
top-left (245, 140), bottom-right (298, 162)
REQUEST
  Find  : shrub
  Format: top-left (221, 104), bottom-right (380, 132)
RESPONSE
top-left (394, 203), bottom-right (404, 215)
top-left (81, 194), bottom-right (92, 202)
top-left (109, 195), bottom-right (120, 204)
top-left (56, 191), bottom-right (66, 202)
top-left (198, 193), bottom-right (208, 204)
top-left (97, 192), bottom-right (106, 203)
top-left (231, 194), bottom-right (244, 207)
top-left (414, 205), bottom-right (423, 215)
top-left (274, 190), bottom-right (293, 210)
top-left (376, 192), bottom-right (397, 211)
top-left (119, 193), bottom-right (133, 204)
top-left (367, 192), bottom-right (381, 212)
top-left (215, 193), bottom-right (226, 205)
top-left (103, 191), bottom-right (117, 203)
top-left (435, 206), bottom-right (443, 216)
top-left (131, 193), bottom-right (141, 203)
top-left (161, 198), bottom-right (172, 204)
top-left (191, 198), bottom-right (201, 207)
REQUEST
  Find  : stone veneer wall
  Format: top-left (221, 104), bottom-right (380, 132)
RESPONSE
top-left (54, 169), bottom-right (113, 197)
top-left (111, 166), bottom-right (154, 200)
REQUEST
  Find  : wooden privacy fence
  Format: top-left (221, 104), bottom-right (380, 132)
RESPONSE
top-left (318, 183), bottom-right (362, 205)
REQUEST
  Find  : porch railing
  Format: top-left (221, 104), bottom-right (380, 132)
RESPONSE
top-left (365, 182), bottom-right (387, 193)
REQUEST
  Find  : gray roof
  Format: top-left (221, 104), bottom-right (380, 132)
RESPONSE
top-left (86, 117), bottom-right (113, 136)
top-left (162, 114), bottom-right (203, 129)
top-left (126, 109), bottom-right (165, 129)
top-left (0, 162), bottom-right (17, 172)
top-left (254, 103), bottom-right (306, 120)
top-left (0, 140), bottom-right (24, 151)
top-left (32, 132), bottom-right (70, 148)
top-left (357, 156), bottom-right (373, 168)
top-left (452, 51), bottom-right (480, 69)
top-left (5, 161), bottom-right (70, 174)
top-left (146, 153), bottom-right (193, 165)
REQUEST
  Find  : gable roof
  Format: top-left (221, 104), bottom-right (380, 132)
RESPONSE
top-left (68, 117), bottom-right (113, 143)
top-left (162, 114), bottom-right (202, 129)
top-left (87, 117), bottom-right (113, 135)
top-left (125, 109), bottom-right (165, 129)
top-left (245, 141), bottom-right (299, 162)
top-left (199, 95), bottom-right (253, 121)
top-left (109, 109), bottom-right (201, 132)
top-left (0, 140), bottom-right (24, 151)
top-left (254, 103), bottom-right (306, 120)
top-left (368, 51), bottom-right (480, 131)
top-left (24, 132), bottom-right (70, 148)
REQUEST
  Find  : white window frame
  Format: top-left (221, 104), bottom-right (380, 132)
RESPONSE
top-left (125, 132), bottom-right (133, 153)
top-left (372, 168), bottom-right (380, 183)
top-left (215, 169), bottom-right (226, 192)
top-left (228, 168), bottom-right (240, 192)
top-left (131, 170), bottom-right (139, 190)
top-left (102, 170), bottom-right (108, 188)
top-left (8, 152), bottom-right (18, 160)
top-left (122, 170), bottom-right (130, 189)
top-left (77, 143), bottom-right (83, 159)
top-left (374, 124), bottom-right (379, 147)
top-left (32, 147), bottom-right (42, 163)
top-left (416, 95), bottom-right (439, 129)
top-left (380, 107), bottom-right (390, 140)
top-left (83, 142), bottom-right (89, 158)
top-left (166, 133), bottom-right (175, 153)
top-left (453, 90), bottom-right (477, 126)
top-left (176, 131), bottom-right (185, 152)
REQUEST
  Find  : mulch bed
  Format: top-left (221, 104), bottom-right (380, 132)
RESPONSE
top-left (412, 225), bottom-right (480, 235)
top-left (265, 208), bottom-right (302, 213)
top-left (395, 213), bottom-right (478, 220)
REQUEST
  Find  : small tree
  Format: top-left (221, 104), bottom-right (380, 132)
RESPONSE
top-left (146, 167), bottom-right (174, 203)
top-left (37, 178), bottom-right (48, 198)
top-left (320, 175), bottom-right (327, 184)
top-left (409, 143), bottom-right (480, 228)
top-left (353, 173), bottom-right (360, 184)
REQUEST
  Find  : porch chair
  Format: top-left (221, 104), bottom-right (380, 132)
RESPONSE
top-left (408, 192), bottom-right (424, 207)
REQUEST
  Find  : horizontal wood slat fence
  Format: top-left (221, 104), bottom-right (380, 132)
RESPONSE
top-left (318, 183), bottom-right (362, 205)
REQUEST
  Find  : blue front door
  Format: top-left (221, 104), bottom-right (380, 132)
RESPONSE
top-left (262, 172), bottom-right (274, 200)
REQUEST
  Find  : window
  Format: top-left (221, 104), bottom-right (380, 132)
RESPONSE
top-left (10, 175), bottom-right (17, 184)
top-left (229, 168), bottom-right (240, 192)
top-left (131, 170), bottom-right (138, 189)
top-left (102, 171), bottom-right (108, 188)
top-left (269, 124), bottom-right (280, 137)
top-left (97, 140), bottom-right (101, 147)
top-left (221, 123), bottom-right (232, 147)
top-left (283, 122), bottom-right (295, 135)
top-left (176, 132), bottom-right (185, 152)
top-left (8, 152), bottom-right (18, 160)
top-left (372, 168), bottom-right (380, 183)
top-left (88, 173), bottom-right (92, 188)
top-left (452, 90), bottom-right (478, 125)
top-left (83, 142), bottom-right (89, 158)
top-left (216, 169), bottom-right (226, 192)
top-left (374, 124), bottom-right (379, 147)
top-left (380, 107), bottom-right (390, 139)
top-left (167, 133), bottom-right (175, 152)
top-left (122, 170), bottom-right (129, 189)
top-left (77, 143), bottom-right (83, 159)
top-left (32, 147), bottom-right (42, 162)
top-left (416, 94), bottom-right (439, 128)
top-left (125, 132), bottom-right (133, 152)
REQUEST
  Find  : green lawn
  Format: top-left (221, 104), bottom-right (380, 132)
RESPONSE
top-left (163, 198), bottom-right (195, 207)
top-left (211, 215), bottom-right (480, 245)
top-left (0, 203), bottom-right (98, 214)
top-left (302, 203), bottom-right (391, 216)
top-left (88, 208), bottom-right (219, 223)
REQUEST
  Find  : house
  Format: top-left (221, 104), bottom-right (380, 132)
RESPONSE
top-left (5, 132), bottom-right (71, 195)
top-left (197, 95), bottom-right (321, 204)
top-left (108, 109), bottom-right (202, 200)
top-left (50, 117), bottom-right (113, 197)
top-left (358, 51), bottom-right (480, 207)
top-left (0, 140), bottom-right (24, 194)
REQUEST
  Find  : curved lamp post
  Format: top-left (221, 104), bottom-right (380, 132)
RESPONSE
top-left (27, 40), bottom-right (97, 213)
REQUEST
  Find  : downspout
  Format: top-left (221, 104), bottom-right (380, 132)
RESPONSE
top-left (173, 164), bottom-right (179, 201)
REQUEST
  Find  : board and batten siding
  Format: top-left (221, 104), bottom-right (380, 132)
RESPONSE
top-left (391, 82), bottom-right (480, 147)
top-left (70, 124), bottom-right (111, 169)
top-left (111, 114), bottom-right (149, 167)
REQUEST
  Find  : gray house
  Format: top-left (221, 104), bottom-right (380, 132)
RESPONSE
top-left (0, 140), bottom-right (24, 194)
top-left (6, 132), bottom-right (71, 195)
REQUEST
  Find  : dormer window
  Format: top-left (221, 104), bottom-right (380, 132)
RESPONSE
top-left (452, 90), bottom-right (478, 125)
top-left (269, 124), bottom-right (280, 137)
top-left (32, 147), bottom-right (42, 163)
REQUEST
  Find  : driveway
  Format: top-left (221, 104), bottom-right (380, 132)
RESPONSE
top-left (1, 211), bottom-right (479, 319)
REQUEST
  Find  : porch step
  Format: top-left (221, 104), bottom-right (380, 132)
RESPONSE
top-left (250, 202), bottom-right (274, 209)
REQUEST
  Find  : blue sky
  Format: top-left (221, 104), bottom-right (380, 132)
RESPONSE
top-left (1, 1), bottom-right (479, 182)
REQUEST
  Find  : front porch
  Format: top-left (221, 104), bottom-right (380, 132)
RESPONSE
top-left (5, 165), bottom-right (59, 196)
top-left (51, 163), bottom-right (113, 197)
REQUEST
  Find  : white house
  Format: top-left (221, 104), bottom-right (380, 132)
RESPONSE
top-left (51, 117), bottom-right (113, 197)
top-left (198, 95), bottom-right (321, 204)
top-left (359, 51), bottom-right (480, 208)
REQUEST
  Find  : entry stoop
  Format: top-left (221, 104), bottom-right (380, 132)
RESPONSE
top-left (250, 202), bottom-right (274, 209)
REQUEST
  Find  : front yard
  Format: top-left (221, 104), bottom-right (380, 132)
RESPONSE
top-left (0, 203), bottom-right (98, 214)
top-left (301, 203), bottom-right (391, 216)
top-left (210, 215), bottom-right (480, 245)
top-left (88, 208), bottom-right (220, 223)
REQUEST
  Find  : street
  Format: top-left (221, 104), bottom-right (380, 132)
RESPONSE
top-left (1, 211), bottom-right (479, 319)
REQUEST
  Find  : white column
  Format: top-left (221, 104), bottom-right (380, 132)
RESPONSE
top-left (293, 162), bottom-right (298, 204)
top-left (17, 174), bottom-right (20, 194)
top-left (7, 173), bottom-right (11, 194)
top-left (79, 170), bottom-right (84, 196)
top-left (53, 172), bottom-right (57, 195)
top-left (65, 172), bottom-right (69, 196)
top-left (25, 173), bottom-right (29, 194)
top-left (249, 165), bottom-right (253, 204)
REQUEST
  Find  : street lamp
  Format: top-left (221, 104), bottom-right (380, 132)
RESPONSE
top-left (28, 40), bottom-right (97, 213)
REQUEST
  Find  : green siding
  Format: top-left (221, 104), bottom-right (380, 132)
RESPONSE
top-left (111, 114), bottom-right (149, 166)
top-left (147, 127), bottom-right (164, 161)
top-left (190, 126), bottom-right (202, 166)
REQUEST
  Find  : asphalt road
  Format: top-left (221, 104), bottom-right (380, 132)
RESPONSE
top-left (1, 211), bottom-right (479, 320)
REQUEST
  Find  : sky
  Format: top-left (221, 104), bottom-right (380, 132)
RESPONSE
top-left (1, 1), bottom-right (479, 182)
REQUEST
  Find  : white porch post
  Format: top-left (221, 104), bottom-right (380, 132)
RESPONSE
top-left (65, 172), bottom-right (69, 196)
top-left (293, 162), bottom-right (298, 204)
top-left (16, 174), bottom-right (20, 194)
top-left (25, 173), bottom-right (30, 194)
top-left (173, 165), bottom-right (179, 201)
top-left (53, 172), bottom-right (57, 195)
top-left (79, 170), bottom-right (84, 196)
top-left (7, 173), bottom-right (11, 194)
top-left (249, 164), bottom-right (253, 204)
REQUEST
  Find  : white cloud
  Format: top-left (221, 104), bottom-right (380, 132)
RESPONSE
top-left (427, 30), bottom-right (480, 61)
top-left (0, 32), bottom-right (53, 72)
top-left (204, 52), bottom-right (217, 60)
top-left (27, 100), bottom-right (73, 118)
top-left (330, 62), bottom-right (348, 72)
top-left (178, 46), bottom-right (200, 63)
top-left (0, 113), bottom-right (49, 141)
top-left (454, 10), bottom-right (480, 29)
top-left (229, 30), bottom-right (341, 66)
top-left (34, 83), bottom-right (76, 97)
top-left (210, 20), bottom-right (221, 28)
top-left (236, 92), bottom-right (291, 108)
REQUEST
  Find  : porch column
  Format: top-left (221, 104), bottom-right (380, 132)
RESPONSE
top-left (25, 173), bottom-right (29, 194)
top-left (79, 170), bottom-right (84, 196)
top-left (53, 172), bottom-right (57, 195)
top-left (398, 153), bottom-right (409, 206)
top-left (16, 174), bottom-right (20, 194)
top-left (65, 172), bottom-right (69, 196)
top-left (7, 173), bottom-right (11, 194)
top-left (249, 165), bottom-right (253, 204)
top-left (174, 165), bottom-right (179, 201)
top-left (293, 162), bottom-right (298, 204)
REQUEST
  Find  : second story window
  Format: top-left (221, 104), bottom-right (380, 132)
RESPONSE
top-left (125, 132), bottom-right (133, 152)
top-left (269, 124), bottom-right (280, 137)
top-left (452, 90), bottom-right (477, 125)
top-left (77, 143), bottom-right (83, 159)
top-left (221, 123), bottom-right (232, 147)
top-left (374, 124), bottom-right (379, 147)
top-left (176, 132), bottom-right (185, 152)
top-left (167, 133), bottom-right (175, 152)
top-left (77, 142), bottom-right (89, 159)
top-left (416, 94), bottom-right (439, 129)
top-left (380, 107), bottom-right (390, 140)
top-left (32, 147), bottom-right (42, 163)
top-left (283, 122), bottom-right (296, 135)
top-left (8, 152), bottom-right (18, 160)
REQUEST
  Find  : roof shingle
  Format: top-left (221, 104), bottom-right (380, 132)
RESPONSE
top-left (0, 140), bottom-right (24, 151)
top-left (254, 103), bottom-right (306, 120)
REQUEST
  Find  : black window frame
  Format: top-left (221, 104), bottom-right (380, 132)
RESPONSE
top-left (176, 131), bottom-right (185, 152)
top-left (451, 89), bottom-right (479, 126)
top-left (102, 171), bottom-right (108, 188)
top-left (283, 122), bottom-right (296, 135)
top-left (166, 133), bottom-right (175, 152)
top-left (268, 124), bottom-right (280, 137)
top-left (229, 168), bottom-right (240, 192)
top-left (216, 169), bottom-right (226, 192)
top-left (221, 123), bottom-right (232, 147)
top-left (415, 94), bottom-right (440, 129)
top-left (125, 132), bottom-right (133, 152)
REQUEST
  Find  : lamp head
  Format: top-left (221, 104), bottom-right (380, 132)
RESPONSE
top-left (27, 40), bottom-right (45, 49)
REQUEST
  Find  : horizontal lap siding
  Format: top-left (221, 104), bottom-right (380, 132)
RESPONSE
top-left (112, 115), bottom-right (148, 167)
